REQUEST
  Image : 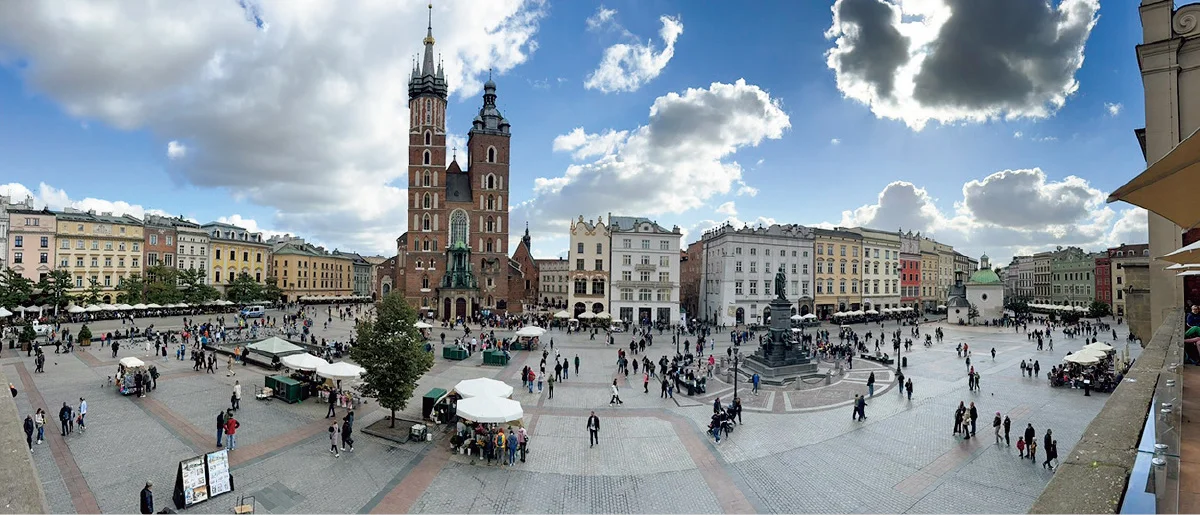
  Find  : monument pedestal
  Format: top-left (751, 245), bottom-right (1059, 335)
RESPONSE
top-left (740, 297), bottom-right (820, 385)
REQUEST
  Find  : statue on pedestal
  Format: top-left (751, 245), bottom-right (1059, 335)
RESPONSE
top-left (775, 266), bottom-right (787, 302)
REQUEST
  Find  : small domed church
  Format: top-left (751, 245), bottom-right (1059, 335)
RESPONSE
top-left (949, 254), bottom-right (1005, 324)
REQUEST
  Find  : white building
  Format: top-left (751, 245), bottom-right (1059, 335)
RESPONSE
top-left (951, 255), bottom-right (1005, 323)
top-left (850, 227), bottom-right (901, 310)
top-left (700, 223), bottom-right (815, 326)
top-left (567, 215), bottom-right (610, 318)
top-left (609, 216), bottom-right (682, 326)
top-left (173, 218), bottom-right (211, 284)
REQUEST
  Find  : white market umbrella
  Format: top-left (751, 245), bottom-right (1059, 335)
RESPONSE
top-left (594, 312), bottom-right (612, 319)
top-left (0, 307), bottom-right (10, 318)
top-left (132, 303), bottom-right (148, 310)
top-left (454, 377), bottom-right (515, 399)
top-left (177, 303), bottom-right (190, 308)
top-left (414, 321), bottom-right (434, 329)
top-left (315, 361), bottom-right (366, 382)
top-left (1063, 353), bottom-right (1100, 365)
top-left (99, 304), bottom-right (116, 311)
top-left (67, 305), bottom-right (86, 314)
top-left (455, 396), bottom-right (523, 424)
top-left (116, 304), bottom-right (134, 310)
top-left (553, 310), bottom-right (571, 319)
top-left (514, 326), bottom-right (546, 338)
top-left (577, 312), bottom-right (596, 319)
top-left (790, 314), bottom-right (803, 321)
top-left (801, 313), bottom-right (817, 319)
top-left (1083, 342), bottom-right (1114, 353)
top-left (84, 305), bottom-right (102, 312)
top-left (865, 309), bottom-right (879, 315)
top-left (281, 353), bottom-right (329, 372)
top-left (145, 303), bottom-right (162, 309)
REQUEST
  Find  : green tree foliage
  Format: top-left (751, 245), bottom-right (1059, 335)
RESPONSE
top-left (0, 268), bottom-right (34, 308)
top-left (36, 270), bottom-right (72, 311)
top-left (1088, 300), bottom-right (1112, 318)
top-left (351, 293), bottom-right (433, 427)
top-left (19, 324), bottom-right (36, 343)
top-left (225, 273), bottom-right (263, 304)
top-left (143, 266), bottom-right (184, 305)
top-left (116, 273), bottom-right (146, 304)
top-left (178, 268), bottom-right (219, 304)
top-left (968, 303), bottom-right (980, 322)
top-left (1005, 296), bottom-right (1031, 315)
top-left (77, 324), bottom-right (92, 343)
top-left (82, 277), bottom-right (104, 306)
top-left (262, 276), bottom-right (283, 303)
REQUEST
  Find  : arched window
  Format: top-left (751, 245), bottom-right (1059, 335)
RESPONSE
top-left (487, 146), bottom-right (496, 163)
top-left (422, 193), bottom-right (431, 209)
top-left (450, 209), bottom-right (469, 245)
top-left (424, 130), bottom-right (431, 146)
top-left (486, 216), bottom-right (495, 232)
top-left (422, 214), bottom-right (431, 231)
top-left (424, 98), bottom-right (432, 124)
top-left (416, 260), bottom-right (423, 269)
top-left (423, 150), bottom-right (431, 165)
top-left (485, 195), bottom-right (494, 210)
top-left (422, 238), bottom-right (430, 251)
top-left (421, 275), bottom-right (429, 289)
top-left (485, 239), bottom-right (494, 252)
top-left (486, 174), bottom-right (496, 189)
top-left (429, 259), bottom-right (436, 268)
top-left (422, 171), bottom-right (431, 187)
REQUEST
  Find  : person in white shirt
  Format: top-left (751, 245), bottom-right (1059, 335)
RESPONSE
top-left (78, 398), bottom-right (87, 432)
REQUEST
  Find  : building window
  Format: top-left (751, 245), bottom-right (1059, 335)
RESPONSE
top-left (659, 272), bottom-right (669, 282)
top-left (640, 271), bottom-right (650, 282)
top-left (622, 255), bottom-right (631, 266)
top-left (576, 259), bottom-right (584, 271)
top-left (660, 240), bottom-right (670, 250)
top-left (750, 262), bottom-right (757, 273)
top-left (577, 243), bottom-right (584, 254)
top-left (620, 288), bottom-right (633, 301)
top-left (735, 261), bottom-right (742, 272)
top-left (657, 289), bottom-right (669, 301)
top-left (424, 130), bottom-right (431, 146)
top-left (622, 271), bottom-right (632, 281)
top-left (423, 150), bottom-right (431, 165)
top-left (749, 282), bottom-right (757, 296)
top-left (13, 236), bottom-right (21, 248)
top-left (592, 279), bottom-right (605, 295)
top-left (575, 279), bottom-right (587, 294)
top-left (840, 279), bottom-right (846, 294)
top-left (816, 281), bottom-right (823, 294)
top-left (639, 288), bottom-right (652, 301)
top-left (12, 252), bottom-right (21, 264)
top-left (594, 259), bottom-right (603, 271)
top-left (487, 147), bottom-right (496, 163)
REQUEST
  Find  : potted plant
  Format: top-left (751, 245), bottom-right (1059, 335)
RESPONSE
top-left (78, 324), bottom-right (92, 347)
top-left (19, 324), bottom-right (36, 353)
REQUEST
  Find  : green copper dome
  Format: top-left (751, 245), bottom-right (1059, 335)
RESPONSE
top-left (968, 268), bottom-right (1001, 285)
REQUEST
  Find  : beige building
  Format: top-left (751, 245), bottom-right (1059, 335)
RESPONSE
top-left (567, 215), bottom-right (611, 317)
top-left (54, 209), bottom-right (144, 300)
top-left (813, 227), bottom-right (863, 316)
top-left (1138, 0), bottom-right (1197, 331)
top-left (934, 240), bottom-right (955, 301)
top-left (535, 258), bottom-right (569, 310)
top-left (848, 227), bottom-right (901, 310)
top-left (6, 206), bottom-right (57, 284)
top-left (1109, 243), bottom-right (1150, 317)
top-left (269, 236), bottom-right (354, 302)
top-left (203, 222), bottom-right (270, 291)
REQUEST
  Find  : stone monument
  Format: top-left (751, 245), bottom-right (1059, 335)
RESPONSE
top-left (741, 266), bottom-right (819, 385)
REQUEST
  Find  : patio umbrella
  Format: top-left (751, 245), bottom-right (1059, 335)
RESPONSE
top-left (1063, 353), bottom-right (1100, 365)
top-left (594, 312), bottom-right (612, 319)
top-left (177, 303), bottom-right (190, 308)
top-left (281, 353), bottom-right (329, 372)
top-left (453, 377), bottom-right (515, 399)
top-left (0, 307), bottom-right (10, 318)
top-left (514, 326), bottom-right (546, 338)
top-left (1107, 126), bottom-right (1200, 228)
top-left (315, 362), bottom-right (366, 382)
top-left (553, 310), bottom-right (571, 319)
top-left (84, 305), bottom-right (102, 312)
top-left (145, 303), bottom-right (162, 309)
top-left (801, 313), bottom-right (817, 319)
top-left (414, 321), bottom-right (434, 329)
top-left (66, 305), bottom-right (86, 314)
top-left (100, 304), bottom-right (117, 311)
top-left (1083, 342), bottom-right (1114, 353)
top-left (865, 309), bottom-right (879, 315)
top-left (132, 303), bottom-right (148, 310)
top-left (577, 312), bottom-right (596, 319)
top-left (116, 304), bottom-right (134, 310)
top-left (790, 314), bottom-right (802, 320)
top-left (454, 396), bottom-right (523, 424)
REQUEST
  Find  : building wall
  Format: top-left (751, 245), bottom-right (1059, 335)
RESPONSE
top-left (700, 224), bottom-right (814, 326)
top-left (1110, 244), bottom-right (1150, 316)
top-left (968, 284), bottom-right (1005, 321)
top-left (6, 209), bottom-right (57, 284)
top-left (567, 216), bottom-right (610, 317)
top-left (1032, 252), bottom-right (1053, 304)
top-left (854, 228), bottom-right (901, 310)
top-left (679, 240), bottom-right (704, 320)
top-left (813, 228), bottom-right (863, 315)
top-left (920, 249), bottom-right (939, 308)
top-left (142, 217), bottom-right (177, 269)
top-left (175, 225), bottom-right (210, 284)
top-left (55, 212), bottom-right (143, 297)
top-left (1050, 248), bottom-right (1097, 307)
top-left (899, 231), bottom-right (920, 308)
top-left (935, 242), bottom-right (955, 300)
top-left (1095, 256), bottom-right (1112, 307)
top-left (609, 217), bottom-right (681, 325)
top-left (375, 255), bottom-right (398, 299)
top-left (535, 258), bottom-right (569, 310)
top-left (270, 248), bottom-right (353, 301)
top-left (507, 239), bottom-right (538, 314)
top-left (1139, 0), bottom-right (1200, 330)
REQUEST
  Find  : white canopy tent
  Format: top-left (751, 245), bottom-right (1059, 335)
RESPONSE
top-left (119, 356), bottom-right (145, 369)
top-left (577, 312), bottom-right (596, 319)
top-left (84, 305), bottom-right (102, 312)
top-left (315, 361), bottom-right (366, 382)
top-left (801, 313), bottom-right (817, 320)
top-left (789, 314), bottom-right (803, 321)
top-left (281, 353), bottom-right (329, 372)
top-left (132, 303), bottom-right (148, 310)
top-left (455, 396), bottom-right (523, 424)
top-left (1083, 342), bottom-right (1114, 353)
top-left (514, 326), bottom-right (546, 338)
top-left (865, 309), bottom-right (879, 315)
top-left (453, 377), bottom-right (515, 399)
top-left (1063, 353), bottom-right (1100, 365)
top-left (553, 310), bottom-right (571, 319)
top-left (66, 305), bottom-right (86, 314)
top-left (594, 312), bottom-right (612, 319)
top-left (414, 321), bottom-right (434, 329)
top-left (145, 303), bottom-right (162, 309)
top-left (247, 337), bottom-right (306, 357)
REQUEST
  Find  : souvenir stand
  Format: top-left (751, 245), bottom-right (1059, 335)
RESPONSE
top-left (510, 326), bottom-right (544, 351)
top-left (315, 361), bottom-right (366, 410)
top-left (116, 357), bottom-right (147, 396)
top-left (278, 352), bottom-right (329, 401)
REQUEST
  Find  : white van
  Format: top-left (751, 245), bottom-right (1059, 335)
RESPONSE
top-left (240, 305), bottom-right (265, 318)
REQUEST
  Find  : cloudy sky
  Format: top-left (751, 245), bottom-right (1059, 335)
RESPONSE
top-left (0, 0), bottom-right (1148, 265)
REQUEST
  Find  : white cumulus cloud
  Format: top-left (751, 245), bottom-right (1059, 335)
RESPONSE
top-left (0, 182), bottom-right (171, 220)
top-left (1105, 102), bottom-right (1123, 116)
top-left (585, 14), bottom-right (683, 93)
top-left (715, 201), bottom-right (737, 216)
top-left (167, 140), bottom-right (187, 160)
top-left (825, 0), bottom-right (1099, 130)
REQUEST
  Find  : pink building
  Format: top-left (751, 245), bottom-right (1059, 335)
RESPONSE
top-left (6, 208), bottom-right (57, 283)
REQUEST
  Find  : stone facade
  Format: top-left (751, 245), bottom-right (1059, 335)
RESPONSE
top-left (268, 236), bottom-right (353, 301)
top-left (679, 240), bottom-right (703, 322)
top-left (506, 229), bottom-right (538, 314)
top-left (609, 216), bottom-right (682, 326)
top-left (202, 221), bottom-right (269, 291)
top-left (701, 223), bottom-right (815, 326)
top-left (1050, 246), bottom-right (1098, 307)
top-left (849, 227), bottom-right (901, 310)
top-left (1108, 243), bottom-right (1149, 316)
top-left (534, 258), bottom-right (569, 311)
top-left (813, 227), bottom-right (862, 316)
top-left (1095, 255), bottom-right (1112, 307)
top-left (142, 214), bottom-right (178, 269)
top-left (899, 230), bottom-right (920, 308)
top-left (172, 219), bottom-right (210, 285)
top-left (56, 209), bottom-right (143, 298)
top-left (5, 206), bottom-right (55, 284)
top-left (567, 215), bottom-right (611, 318)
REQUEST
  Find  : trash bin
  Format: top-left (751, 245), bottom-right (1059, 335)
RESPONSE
top-left (902, 356), bottom-right (908, 368)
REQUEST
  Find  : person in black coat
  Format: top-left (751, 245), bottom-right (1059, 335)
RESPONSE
top-left (58, 402), bottom-right (72, 436)
top-left (1024, 423), bottom-right (1037, 459)
top-left (326, 388), bottom-right (338, 418)
top-left (139, 481), bottom-right (153, 514)
top-left (587, 411), bottom-right (600, 447)
top-left (968, 402), bottom-right (978, 437)
top-left (23, 412), bottom-right (34, 448)
top-left (1003, 415), bottom-right (1011, 445)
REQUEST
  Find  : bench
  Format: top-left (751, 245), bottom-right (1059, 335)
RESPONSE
top-left (859, 353), bottom-right (894, 365)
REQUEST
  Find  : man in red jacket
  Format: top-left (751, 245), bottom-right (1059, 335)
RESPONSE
top-left (224, 413), bottom-right (240, 451)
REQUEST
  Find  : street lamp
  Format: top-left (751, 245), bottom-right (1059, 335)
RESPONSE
top-left (895, 337), bottom-right (902, 374)
top-left (732, 347), bottom-right (740, 400)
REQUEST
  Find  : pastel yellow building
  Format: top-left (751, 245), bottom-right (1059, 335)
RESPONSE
top-left (202, 222), bottom-right (270, 291)
top-left (812, 227), bottom-right (863, 317)
top-left (54, 209), bottom-right (145, 301)
top-left (268, 236), bottom-right (353, 302)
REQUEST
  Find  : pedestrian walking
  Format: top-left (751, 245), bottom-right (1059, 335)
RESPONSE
top-left (1024, 423), bottom-right (1036, 460)
top-left (643, 372), bottom-right (649, 393)
top-left (752, 373), bottom-right (760, 395)
top-left (517, 426), bottom-right (528, 462)
top-left (224, 413), bottom-right (240, 451)
top-left (77, 398), bottom-right (87, 433)
top-left (329, 420), bottom-right (341, 457)
top-left (905, 378), bottom-right (913, 400)
top-left (342, 414), bottom-right (354, 452)
top-left (969, 402), bottom-right (978, 436)
top-left (226, 355), bottom-right (235, 377)
top-left (867, 372), bottom-right (876, 397)
top-left (587, 411), bottom-right (600, 448)
top-left (547, 375), bottom-right (555, 399)
top-left (1003, 415), bottom-right (1011, 445)
top-left (24, 414), bottom-right (34, 450)
top-left (506, 428), bottom-right (518, 465)
top-left (537, 372), bottom-right (543, 393)
top-left (216, 410), bottom-right (226, 447)
top-left (34, 409), bottom-right (45, 444)
top-left (231, 381), bottom-right (241, 411)
top-left (574, 354), bottom-right (580, 375)
top-left (1042, 429), bottom-right (1054, 469)
top-left (58, 402), bottom-right (71, 436)
top-left (326, 388), bottom-right (338, 418)
top-left (609, 381), bottom-right (623, 405)
top-left (993, 412), bottom-right (1003, 444)
top-left (139, 481), bottom-right (154, 514)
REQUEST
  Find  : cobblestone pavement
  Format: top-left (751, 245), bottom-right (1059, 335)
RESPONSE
top-left (1, 310), bottom-right (1139, 513)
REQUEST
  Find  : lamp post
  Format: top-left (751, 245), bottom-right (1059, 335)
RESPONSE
top-left (895, 337), bottom-right (902, 374)
top-left (732, 347), bottom-right (740, 400)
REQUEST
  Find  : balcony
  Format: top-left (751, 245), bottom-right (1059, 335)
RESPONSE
top-left (634, 263), bottom-right (656, 272)
top-left (612, 280), bottom-right (675, 289)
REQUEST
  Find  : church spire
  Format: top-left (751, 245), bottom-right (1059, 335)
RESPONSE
top-left (522, 222), bottom-right (531, 248)
top-left (421, 3), bottom-right (436, 76)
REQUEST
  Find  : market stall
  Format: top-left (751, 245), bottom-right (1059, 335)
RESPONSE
top-left (454, 396), bottom-right (523, 425)
top-left (453, 377), bottom-right (514, 399)
top-left (482, 349), bottom-right (509, 366)
top-left (116, 357), bottom-right (148, 396)
top-left (510, 326), bottom-right (544, 351)
top-left (423, 388), bottom-right (451, 422)
top-left (315, 361), bottom-right (366, 409)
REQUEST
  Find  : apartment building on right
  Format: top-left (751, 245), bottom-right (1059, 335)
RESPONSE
top-left (1109, 243), bottom-right (1150, 317)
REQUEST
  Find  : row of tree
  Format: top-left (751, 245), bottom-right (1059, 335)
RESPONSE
top-left (0, 266), bottom-right (283, 309)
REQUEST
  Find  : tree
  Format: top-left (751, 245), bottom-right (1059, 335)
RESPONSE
top-left (1088, 300), bottom-right (1112, 318)
top-left (261, 276), bottom-right (283, 304)
top-left (19, 324), bottom-right (36, 344)
top-left (179, 268), bottom-right (219, 304)
top-left (82, 277), bottom-right (104, 306)
top-left (225, 273), bottom-right (263, 304)
top-left (967, 303), bottom-right (980, 323)
top-left (143, 266), bottom-right (184, 305)
top-left (116, 273), bottom-right (146, 304)
top-left (1005, 296), bottom-right (1031, 316)
top-left (36, 270), bottom-right (72, 312)
top-left (351, 293), bottom-right (433, 427)
top-left (78, 324), bottom-right (92, 345)
top-left (0, 268), bottom-right (34, 308)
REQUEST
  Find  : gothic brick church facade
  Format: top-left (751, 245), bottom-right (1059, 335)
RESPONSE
top-left (392, 10), bottom-right (536, 320)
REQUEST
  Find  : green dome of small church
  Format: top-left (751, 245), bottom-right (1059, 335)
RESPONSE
top-left (968, 268), bottom-right (1001, 285)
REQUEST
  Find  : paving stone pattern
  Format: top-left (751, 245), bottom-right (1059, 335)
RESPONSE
top-left (0, 310), bottom-right (1141, 513)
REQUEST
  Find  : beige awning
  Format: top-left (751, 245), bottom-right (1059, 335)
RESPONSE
top-left (1108, 127), bottom-right (1200, 228)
